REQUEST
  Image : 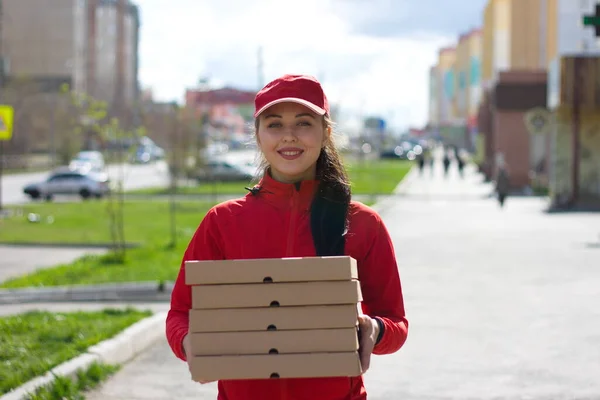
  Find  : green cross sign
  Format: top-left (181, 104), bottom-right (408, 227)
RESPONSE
top-left (583, 4), bottom-right (600, 37)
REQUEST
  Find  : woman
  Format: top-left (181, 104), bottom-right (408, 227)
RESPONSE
top-left (166, 74), bottom-right (408, 399)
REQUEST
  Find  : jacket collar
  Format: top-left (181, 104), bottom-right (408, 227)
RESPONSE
top-left (247, 169), bottom-right (319, 210)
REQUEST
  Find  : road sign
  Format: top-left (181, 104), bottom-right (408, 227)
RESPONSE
top-left (583, 4), bottom-right (600, 37)
top-left (524, 107), bottom-right (552, 135)
top-left (364, 117), bottom-right (386, 132)
top-left (0, 105), bottom-right (15, 141)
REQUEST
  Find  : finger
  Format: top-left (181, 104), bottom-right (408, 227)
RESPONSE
top-left (191, 375), bottom-right (213, 384)
top-left (359, 339), bottom-right (372, 371)
top-left (358, 323), bottom-right (375, 373)
top-left (357, 314), bottom-right (368, 327)
top-left (360, 347), bottom-right (371, 372)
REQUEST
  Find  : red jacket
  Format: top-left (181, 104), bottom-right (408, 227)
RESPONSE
top-left (166, 173), bottom-right (408, 399)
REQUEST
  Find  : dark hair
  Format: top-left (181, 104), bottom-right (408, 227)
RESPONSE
top-left (254, 116), bottom-right (351, 256)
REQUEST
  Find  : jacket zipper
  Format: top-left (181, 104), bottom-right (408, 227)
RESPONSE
top-left (282, 189), bottom-right (299, 399)
top-left (285, 190), bottom-right (299, 256)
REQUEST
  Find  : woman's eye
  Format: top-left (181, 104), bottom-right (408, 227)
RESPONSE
top-left (298, 121), bottom-right (312, 126)
top-left (267, 122), bottom-right (281, 128)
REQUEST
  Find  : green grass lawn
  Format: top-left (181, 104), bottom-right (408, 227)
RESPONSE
top-left (129, 159), bottom-right (413, 196)
top-left (0, 200), bottom-right (213, 245)
top-left (0, 160), bottom-right (410, 288)
top-left (347, 159), bottom-right (412, 194)
top-left (25, 361), bottom-right (120, 400)
top-left (0, 201), bottom-right (214, 288)
top-left (0, 308), bottom-right (151, 396)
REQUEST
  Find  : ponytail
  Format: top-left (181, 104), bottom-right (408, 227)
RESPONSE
top-left (310, 124), bottom-right (351, 256)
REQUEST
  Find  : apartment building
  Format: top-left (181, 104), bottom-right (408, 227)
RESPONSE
top-left (1, 0), bottom-right (87, 92)
top-left (428, 65), bottom-right (441, 127)
top-left (545, 0), bottom-right (600, 205)
top-left (546, 0), bottom-right (600, 108)
top-left (479, 0), bottom-right (549, 188)
top-left (437, 46), bottom-right (457, 124)
top-left (93, 0), bottom-right (140, 107)
top-left (1, 0), bottom-right (140, 106)
top-left (481, 0), bottom-right (546, 89)
top-left (455, 29), bottom-right (483, 130)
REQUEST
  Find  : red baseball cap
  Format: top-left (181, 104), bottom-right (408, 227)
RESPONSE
top-left (254, 74), bottom-right (330, 118)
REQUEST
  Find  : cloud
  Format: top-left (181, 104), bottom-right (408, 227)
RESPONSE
top-left (327, 0), bottom-right (488, 37)
top-left (136, 0), bottom-right (469, 130)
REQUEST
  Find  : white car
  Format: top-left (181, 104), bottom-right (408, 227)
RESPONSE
top-left (23, 168), bottom-right (110, 201)
top-left (69, 151), bottom-right (105, 172)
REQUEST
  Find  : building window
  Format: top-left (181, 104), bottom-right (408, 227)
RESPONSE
top-left (459, 71), bottom-right (466, 90)
top-left (444, 69), bottom-right (455, 99)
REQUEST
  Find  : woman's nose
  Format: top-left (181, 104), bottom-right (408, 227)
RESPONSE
top-left (281, 127), bottom-right (297, 142)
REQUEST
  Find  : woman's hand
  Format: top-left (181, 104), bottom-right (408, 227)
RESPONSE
top-left (357, 315), bottom-right (380, 373)
top-left (183, 333), bottom-right (215, 384)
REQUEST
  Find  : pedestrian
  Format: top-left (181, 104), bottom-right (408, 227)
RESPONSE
top-left (443, 150), bottom-right (451, 177)
top-left (428, 148), bottom-right (435, 176)
top-left (417, 152), bottom-right (425, 174)
top-left (496, 165), bottom-right (510, 207)
top-left (166, 74), bottom-right (409, 400)
top-left (457, 154), bottom-right (465, 178)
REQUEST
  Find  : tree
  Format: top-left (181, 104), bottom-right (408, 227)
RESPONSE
top-left (58, 84), bottom-right (136, 261)
top-left (140, 102), bottom-right (206, 249)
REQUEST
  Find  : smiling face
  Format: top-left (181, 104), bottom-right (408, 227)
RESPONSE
top-left (256, 102), bottom-right (329, 183)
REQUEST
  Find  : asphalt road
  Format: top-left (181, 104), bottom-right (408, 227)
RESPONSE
top-left (0, 149), bottom-right (261, 206)
top-left (0, 161), bottom-right (170, 206)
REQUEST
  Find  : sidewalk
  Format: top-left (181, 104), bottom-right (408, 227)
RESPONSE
top-left (372, 157), bottom-right (494, 219)
top-left (86, 334), bottom-right (219, 400)
top-left (0, 245), bottom-right (106, 283)
top-left (394, 158), bottom-right (494, 199)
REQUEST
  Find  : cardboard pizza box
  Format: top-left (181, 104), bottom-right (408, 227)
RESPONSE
top-left (191, 280), bottom-right (362, 309)
top-left (185, 256), bottom-right (357, 285)
top-left (189, 352), bottom-right (363, 381)
top-left (188, 304), bottom-right (360, 333)
top-left (189, 327), bottom-right (359, 356)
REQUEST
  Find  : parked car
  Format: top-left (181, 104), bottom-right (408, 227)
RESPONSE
top-left (23, 167), bottom-right (110, 201)
top-left (69, 151), bottom-right (105, 172)
top-left (380, 146), bottom-right (416, 161)
top-left (131, 145), bottom-right (165, 164)
top-left (195, 161), bottom-right (255, 182)
top-left (380, 141), bottom-right (423, 161)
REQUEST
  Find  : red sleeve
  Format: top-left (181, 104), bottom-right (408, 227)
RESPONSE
top-left (165, 207), bottom-right (225, 361)
top-left (358, 213), bottom-right (408, 355)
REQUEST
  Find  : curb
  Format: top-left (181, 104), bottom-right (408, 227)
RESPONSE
top-left (370, 166), bottom-right (417, 214)
top-left (0, 281), bottom-right (175, 305)
top-left (0, 311), bottom-right (167, 400)
top-left (390, 166), bottom-right (419, 196)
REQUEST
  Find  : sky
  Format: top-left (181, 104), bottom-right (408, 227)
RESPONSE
top-left (136, 0), bottom-right (487, 131)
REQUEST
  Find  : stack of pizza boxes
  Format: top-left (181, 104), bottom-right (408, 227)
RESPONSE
top-left (185, 256), bottom-right (363, 382)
